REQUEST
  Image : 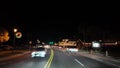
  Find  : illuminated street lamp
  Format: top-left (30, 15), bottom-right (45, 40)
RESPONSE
top-left (13, 28), bottom-right (18, 50)
top-left (14, 28), bottom-right (18, 33)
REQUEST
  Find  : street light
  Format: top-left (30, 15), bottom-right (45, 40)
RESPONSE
top-left (13, 28), bottom-right (18, 44)
top-left (13, 28), bottom-right (18, 51)
top-left (14, 28), bottom-right (18, 33)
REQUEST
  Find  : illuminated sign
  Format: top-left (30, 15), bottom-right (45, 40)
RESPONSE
top-left (59, 41), bottom-right (76, 46)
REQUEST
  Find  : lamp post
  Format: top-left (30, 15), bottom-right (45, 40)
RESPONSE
top-left (13, 28), bottom-right (17, 51)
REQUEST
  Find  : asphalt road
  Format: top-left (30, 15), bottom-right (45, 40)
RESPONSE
top-left (0, 48), bottom-right (118, 68)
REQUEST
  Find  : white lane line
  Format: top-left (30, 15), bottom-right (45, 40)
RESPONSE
top-left (74, 59), bottom-right (85, 67)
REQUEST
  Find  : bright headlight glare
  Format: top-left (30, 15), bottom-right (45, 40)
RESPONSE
top-left (41, 52), bottom-right (46, 54)
top-left (31, 52), bottom-right (35, 55)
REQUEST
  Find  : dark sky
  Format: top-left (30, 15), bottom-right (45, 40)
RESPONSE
top-left (0, 11), bottom-right (120, 43)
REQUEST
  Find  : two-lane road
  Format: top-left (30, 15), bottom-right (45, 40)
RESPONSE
top-left (0, 48), bottom-right (117, 68)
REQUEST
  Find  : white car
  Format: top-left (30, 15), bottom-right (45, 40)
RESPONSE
top-left (31, 47), bottom-right (47, 58)
top-left (66, 46), bottom-right (78, 52)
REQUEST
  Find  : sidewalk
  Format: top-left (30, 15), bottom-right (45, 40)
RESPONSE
top-left (0, 50), bottom-right (31, 62)
top-left (78, 50), bottom-right (120, 68)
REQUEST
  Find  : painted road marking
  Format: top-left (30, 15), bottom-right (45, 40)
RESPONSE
top-left (44, 49), bottom-right (54, 68)
top-left (74, 59), bottom-right (85, 67)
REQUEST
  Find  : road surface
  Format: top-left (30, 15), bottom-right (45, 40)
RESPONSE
top-left (0, 48), bottom-right (117, 68)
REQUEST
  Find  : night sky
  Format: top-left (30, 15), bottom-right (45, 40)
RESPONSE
top-left (0, 11), bottom-right (120, 44)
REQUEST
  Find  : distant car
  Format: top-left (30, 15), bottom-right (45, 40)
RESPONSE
top-left (31, 47), bottom-right (47, 58)
top-left (44, 45), bottom-right (50, 49)
top-left (66, 46), bottom-right (78, 52)
top-left (58, 46), bottom-right (62, 49)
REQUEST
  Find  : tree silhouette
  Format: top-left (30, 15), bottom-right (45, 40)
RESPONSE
top-left (0, 27), bottom-right (10, 44)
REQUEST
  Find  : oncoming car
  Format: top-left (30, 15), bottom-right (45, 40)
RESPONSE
top-left (31, 47), bottom-right (47, 58)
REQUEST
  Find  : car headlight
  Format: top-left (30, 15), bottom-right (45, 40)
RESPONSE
top-left (31, 52), bottom-right (35, 55)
